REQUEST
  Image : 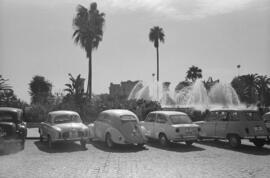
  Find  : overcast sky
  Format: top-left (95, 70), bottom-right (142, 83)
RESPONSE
top-left (1, 0), bottom-right (270, 103)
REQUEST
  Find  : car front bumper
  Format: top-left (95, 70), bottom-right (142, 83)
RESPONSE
top-left (53, 136), bottom-right (89, 142)
top-left (171, 136), bottom-right (198, 142)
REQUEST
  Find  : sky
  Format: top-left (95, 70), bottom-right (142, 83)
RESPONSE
top-left (1, 0), bottom-right (270, 103)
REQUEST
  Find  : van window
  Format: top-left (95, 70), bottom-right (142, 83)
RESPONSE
top-left (156, 114), bottom-right (167, 124)
top-left (243, 111), bottom-right (261, 121)
top-left (145, 113), bottom-right (155, 122)
top-left (218, 111), bottom-right (228, 121)
top-left (228, 112), bottom-right (239, 121)
top-left (206, 112), bottom-right (218, 121)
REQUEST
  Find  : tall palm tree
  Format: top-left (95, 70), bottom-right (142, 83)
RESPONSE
top-left (149, 26), bottom-right (165, 82)
top-left (186, 65), bottom-right (202, 82)
top-left (73, 2), bottom-right (105, 98)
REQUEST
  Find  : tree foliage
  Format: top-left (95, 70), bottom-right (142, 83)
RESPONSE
top-left (231, 74), bottom-right (270, 106)
top-left (29, 75), bottom-right (53, 104)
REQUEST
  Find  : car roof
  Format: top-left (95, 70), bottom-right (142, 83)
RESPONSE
top-left (209, 108), bottom-right (257, 112)
top-left (101, 109), bottom-right (137, 117)
top-left (149, 110), bottom-right (187, 115)
top-left (49, 110), bottom-right (79, 116)
top-left (0, 107), bottom-right (22, 113)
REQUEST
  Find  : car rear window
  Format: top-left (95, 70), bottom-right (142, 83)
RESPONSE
top-left (120, 115), bottom-right (137, 122)
top-left (53, 114), bottom-right (81, 124)
top-left (169, 115), bottom-right (192, 124)
top-left (0, 111), bottom-right (17, 122)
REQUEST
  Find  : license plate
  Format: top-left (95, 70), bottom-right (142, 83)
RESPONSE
top-left (254, 126), bottom-right (263, 132)
top-left (185, 128), bottom-right (192, 135)
top-left (70, 131), bottom-right (77, 138)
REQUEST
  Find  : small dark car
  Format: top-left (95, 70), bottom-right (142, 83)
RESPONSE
top-left (0, 107), bottom-right (27, 150)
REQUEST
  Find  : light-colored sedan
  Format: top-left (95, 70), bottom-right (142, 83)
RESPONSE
top-left (141, 111), bottom-right (199, 146)
top-left (39, 110), bottom-right (89, 149)
top-left (88, 109), bottom-right (147, 148)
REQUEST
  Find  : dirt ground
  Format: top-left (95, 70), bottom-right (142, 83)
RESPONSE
top-left (1, 131), bottom-right (270, 178)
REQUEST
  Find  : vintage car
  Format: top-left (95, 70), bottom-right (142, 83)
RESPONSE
top-left (0, 107), bottom-right (27, 150)
top-left (263, 112), bottom-right (270, 130)
top-left (194, 108), bottom-right (270, 148)
top-left (39, 110), bottom-right (89, 149)
top-left (88, 109), bottom-right (147, 148)
top-left (141, 111), bottom-right (199, 146)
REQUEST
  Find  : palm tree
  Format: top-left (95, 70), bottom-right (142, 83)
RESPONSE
top-left (186, 65), bottom-right (202, 82)
top-left (0, 75), bottom-right (11, 91)
top-left (241, 74), bottom-right (259, 104)
top-left (257, 75), bottom-right (270, 106)
top-left (72, 2), bottom-right (105, 98)
top-left (149, 26), bottom-right (165, 82)
top-left (64, 73), bottom-right (85, 97)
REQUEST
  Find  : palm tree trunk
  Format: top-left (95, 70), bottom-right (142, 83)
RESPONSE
top-left (156, 47), bottom-right (159, 82)
top-left (87, 50), bottom-right (92, 99)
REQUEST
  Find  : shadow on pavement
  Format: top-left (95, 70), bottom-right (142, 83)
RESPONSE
top-left (196, 140), bottom-right (270, 155)
top-left (90, 140), bottom-right (148, 153)
top-left (146, 140), bottom-right (205, 152)
top-left (0, 144), bottom-right (23, 156)
top-left (34, 141), bottom-right (87, 153)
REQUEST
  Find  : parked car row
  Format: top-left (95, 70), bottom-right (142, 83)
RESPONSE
top-left (1, 107), bottom-right (270, 152)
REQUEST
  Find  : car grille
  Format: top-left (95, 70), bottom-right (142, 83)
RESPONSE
top-left (62, 132), bottom-right (69, 139)
top-left (78, 131), bottom-right (84, 137)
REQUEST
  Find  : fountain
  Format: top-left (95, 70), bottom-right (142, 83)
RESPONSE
top-left (128, 79), bottom-right (241, 110)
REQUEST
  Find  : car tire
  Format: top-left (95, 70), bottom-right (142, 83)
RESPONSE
top-left (253, 139), bottom-right (265, 148)
top-left (185, 141), bottom-right (193, 146)
top-left (47, 135), bottom-right (52, 149)
top-left (40, 135), bottom-right (43, 142)
top-left (20, 139), bottom-right (25, 150)
top-left (105, 133), bottom-right (114, 148)
top-left (137, 143), bottom-right (145, 149)
top-left (80, 140), bottom-right (87, 150)
top-left (228, 135), bottom-right (241, 148)
top-left (159, 133), bottom-right (169, 147)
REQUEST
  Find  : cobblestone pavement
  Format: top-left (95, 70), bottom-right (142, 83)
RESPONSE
top-left (1, 135), bottom-right (270, 178)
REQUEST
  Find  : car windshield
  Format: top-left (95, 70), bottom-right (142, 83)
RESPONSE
top-left (243, 111), bottom-right (262, 121)
top-left (169, 115), bottom-right (192, 124)
top-left (0, 111), bottom-right (17, 122)
top-left (53, 114), bottom-right (81, 124)
top-left (120, 115), bottom-right (137, 122)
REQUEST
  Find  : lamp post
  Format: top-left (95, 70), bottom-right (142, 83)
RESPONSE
top-left (152, 73), bottom-right (155, 99)
top-left (237, 65), bottom-right (241, 76)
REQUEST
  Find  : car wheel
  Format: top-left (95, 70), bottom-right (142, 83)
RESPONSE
top-left (20, 139), bottom-right (25, 150)
top-left (159, 134), bottom-right (169, 147)
top-left (228, 135), bottom-right (241, 148)
top-left (80, 140), bottom-right (87, 150)
top-left (40, 135), bottom-right (43, 142)
top-left (47, 135), bottom-right (52, 149)
top-left (105, 133), bottom-right (114, 148)
top-left (185, 141), bottom-right (193, 146)
top-left (137, 143), bottom-right (145, 149)
top-left (253, 139), bottom-right (265, 148)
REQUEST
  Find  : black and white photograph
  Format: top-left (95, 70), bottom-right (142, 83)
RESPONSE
top-left (1, 0), bottom-right (270, 177)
